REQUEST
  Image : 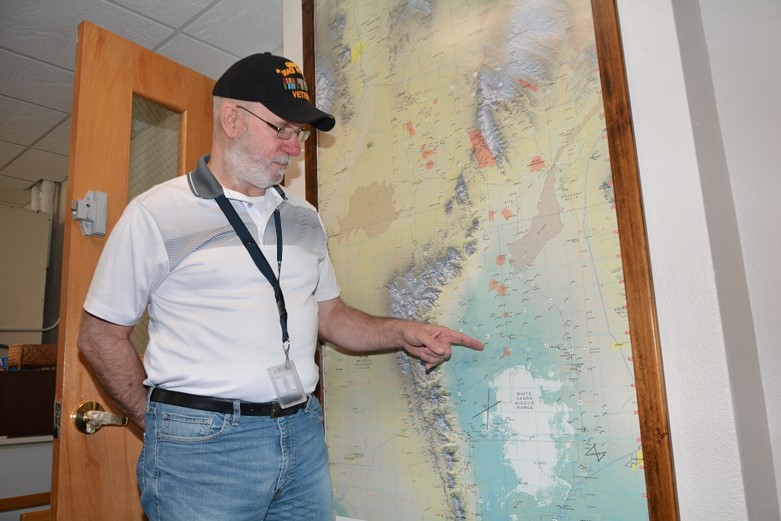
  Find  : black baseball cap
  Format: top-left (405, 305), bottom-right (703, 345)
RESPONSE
top-left (213, 52), bottom-right (335, 132)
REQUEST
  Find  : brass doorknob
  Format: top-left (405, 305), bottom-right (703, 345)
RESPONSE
top-left (71, 401), bottom-right (128, 434)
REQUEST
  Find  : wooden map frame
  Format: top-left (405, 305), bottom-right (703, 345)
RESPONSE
top-left (301, 1), bottom-right (679, 519)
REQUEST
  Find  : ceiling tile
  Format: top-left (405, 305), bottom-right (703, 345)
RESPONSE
top-left (0, 96), bottom-right (67, 146)
top-left (112, 0), bottom-right (215, 28)
top-left (0, 141), bottom-right (25, 167)
top-left (0, 0), bottom-right (174, 70)
top-left (184, 0), bottom-right (284, 57)
top-left (0, 49), bottom-right (74, 113)
top-left (0, 175), bottom-right (35, 207)
top-left (156, 35), bottom-right (241, 80)
top-left (3, 148), bottom-right (68, 183)
top-left (34, 118), bottom-right (72, 156)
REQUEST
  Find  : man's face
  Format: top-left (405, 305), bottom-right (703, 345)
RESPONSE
top-left (226, 102), bottom-right (303, 191)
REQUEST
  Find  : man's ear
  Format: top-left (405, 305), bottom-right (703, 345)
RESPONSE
top-left (220, 103), bottom-right (240, 139)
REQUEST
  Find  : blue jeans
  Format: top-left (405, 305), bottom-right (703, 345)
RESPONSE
top-left (137, 394), bottom-right (334, 521)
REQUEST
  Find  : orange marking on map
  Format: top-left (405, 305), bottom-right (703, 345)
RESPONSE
top-left (496, 254), bottom-right (506, 266)
top-left (520, 79), bottom-right (538, 92)
top-left (502, 346), bottom-right (512, 358)
top-left (488, 279), bottom-right (508, 296)
top-left (420, 145), bottom-right (434, 159)
top-left (405, 121), bottom-right (415, 137)
top-left (425, 160), bottom-right (435, 170)
top-left (468, 128), bottom-right (496, 168)
top-left (529, 155), bottom-right (546, 172)
top-left (502, 208), bottom-right (514, 220)
top-left (488, 209), bottom-right (495, 222)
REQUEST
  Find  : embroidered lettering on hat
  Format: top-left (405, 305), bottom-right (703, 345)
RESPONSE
top-left (277, 61), bottom-right (303, 77)
top-left (276, 63), bottom-right (311, 101)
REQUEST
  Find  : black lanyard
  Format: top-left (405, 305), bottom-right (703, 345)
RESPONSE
top-left (215, 194), bottom-right (289, 347)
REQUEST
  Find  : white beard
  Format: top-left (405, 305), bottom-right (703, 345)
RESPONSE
top-left (225, 131), bottom-right (287, 190)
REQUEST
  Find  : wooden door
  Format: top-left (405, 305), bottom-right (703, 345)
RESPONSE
top-left (52, 21), bottom-right (213, 520)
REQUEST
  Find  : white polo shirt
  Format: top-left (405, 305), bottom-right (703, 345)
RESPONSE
top-left (83, 155), bottom-right (340, 402)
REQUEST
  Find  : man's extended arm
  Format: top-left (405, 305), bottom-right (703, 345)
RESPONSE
top-left (317, 297), bottom-right (484, 371)
top-left (77, 311), bottom-right (148, 428)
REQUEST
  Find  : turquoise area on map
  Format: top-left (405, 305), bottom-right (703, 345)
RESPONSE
top-left (443, 257), bottom-right (565, 519)
top-left (441, 233), bottom-right (648, 519)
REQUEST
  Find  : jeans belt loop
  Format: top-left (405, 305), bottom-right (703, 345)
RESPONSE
top-left (232, 399), bottom-right (241, 425)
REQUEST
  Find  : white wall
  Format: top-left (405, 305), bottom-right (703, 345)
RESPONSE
top-left (281, 0), bottom-right (307, 199)
top-left (616, 0), bottom-right (781, 519)
top-left (0, 206), bottom-right (50, 347)
top-left (0, 439), bottom-right (52, 521)
top-left (698, 3), bottom-right (781, 516)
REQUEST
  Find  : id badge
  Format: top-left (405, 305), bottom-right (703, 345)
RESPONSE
top-left (267, 359), bottom-right (307, 408)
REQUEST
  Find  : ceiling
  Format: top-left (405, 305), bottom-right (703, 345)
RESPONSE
top-left (0, 0), bottom-right (284, 209)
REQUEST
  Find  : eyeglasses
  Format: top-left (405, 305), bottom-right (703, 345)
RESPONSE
top-left (236, 105), bottom-right (310, 144)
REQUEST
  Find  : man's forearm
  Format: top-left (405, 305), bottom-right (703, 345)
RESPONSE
top-left (318, 298), bottom-right (407, 351)
top-left (318, 297), bottom-right (485, 371)
top-left (89, 345), bottom-right (147, 428)
top-left (77, 312), bottom-right (148, 428)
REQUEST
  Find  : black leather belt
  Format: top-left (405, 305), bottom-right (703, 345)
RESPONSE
top-left (150, 388), bottom-right (307, 417)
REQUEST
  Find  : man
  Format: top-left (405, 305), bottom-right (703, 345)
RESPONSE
top-left (77, 53), bottom-right (484, 521)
